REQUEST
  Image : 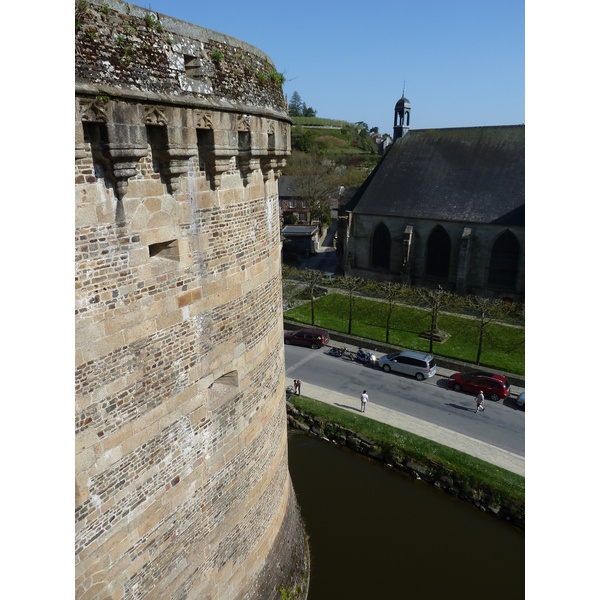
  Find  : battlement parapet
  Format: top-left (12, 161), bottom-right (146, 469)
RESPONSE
top-left (76, 1), bottom-right (290, 199)
top-left (76, 0), bottom-right (288, 116)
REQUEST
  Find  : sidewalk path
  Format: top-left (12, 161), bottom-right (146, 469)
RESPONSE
top-left (286, 377), bottom-right (525, 477)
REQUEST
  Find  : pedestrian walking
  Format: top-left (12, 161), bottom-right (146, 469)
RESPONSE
top-left (361, 390), bottom-right (369, 413)
top-left (296, 379), bottom-right (301, 395)
top-left (293, 379), bottom-right (298, 395)
top-left (475, 390), bottom-right (485, 413)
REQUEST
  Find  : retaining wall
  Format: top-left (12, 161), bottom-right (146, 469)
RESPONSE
top-left (286, 399), bottom-right (525, 530)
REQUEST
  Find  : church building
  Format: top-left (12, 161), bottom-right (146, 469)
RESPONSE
top-left (340, 94), bottom-right (524, 301)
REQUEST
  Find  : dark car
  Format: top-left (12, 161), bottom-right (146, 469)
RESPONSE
top-left (448, 372), bottom-right (510, 401)
top-left (284, 328), bottom-right (330, 349)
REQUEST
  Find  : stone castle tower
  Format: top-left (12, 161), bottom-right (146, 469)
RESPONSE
top-left (75, 1), bottom-right (307, 598)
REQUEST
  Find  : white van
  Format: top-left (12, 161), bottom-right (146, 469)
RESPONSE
top-left (378, 350), bottom-right (437, 381)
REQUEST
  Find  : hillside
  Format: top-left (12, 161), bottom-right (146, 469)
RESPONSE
top-left (285, 116), bottom-right (388, 186)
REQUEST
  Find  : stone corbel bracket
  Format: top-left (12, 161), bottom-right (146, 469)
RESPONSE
top-left (236, 114), bottom-right (253, 185)
top-left (144, 105), bottom-right (198, 195)
top-left (77, 96), bottom-right (149, 201)
top-left (77, 87), bottom-right (292, 196)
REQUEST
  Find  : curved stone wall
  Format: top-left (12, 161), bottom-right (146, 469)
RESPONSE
top-left (75, 2), bottom-right (307, 598)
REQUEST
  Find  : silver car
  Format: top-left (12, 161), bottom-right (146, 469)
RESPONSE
top-left (378, 350), bottom-right (437, 381)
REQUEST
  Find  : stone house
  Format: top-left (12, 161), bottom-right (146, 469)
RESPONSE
top-left (279, 176), bottom-right (311, 223)
top-left (369, 130), bottom-right (393, 153)
top-left (342, 96), bottom-right (525, 301)
top-left (281, 224), bottom-right (320, 257)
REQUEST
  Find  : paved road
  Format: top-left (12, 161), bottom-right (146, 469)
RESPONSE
top-left (284, 344), bottom-right (525, 475)
top-left (284, 216), bottom-right (341, 274)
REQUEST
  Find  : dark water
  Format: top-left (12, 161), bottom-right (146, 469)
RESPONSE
top-left (288, 431), bottom-right (525, 600)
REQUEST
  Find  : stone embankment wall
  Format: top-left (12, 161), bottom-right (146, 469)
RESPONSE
top-left (75, 2), bottom-right (307, 599)
top-left (287, 401), bottom-right (525, 530)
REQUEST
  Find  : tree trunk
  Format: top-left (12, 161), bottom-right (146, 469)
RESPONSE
top-left (348, 294), bottom-right (353, 335)
top-left (432, 305), bottom-right (439, 333)
top-left (429, 311), bottom-right (435, 353)
top-left (476, 312), bottom-right (485, 365)
top-left (386, 302), bottom-right (392, 344)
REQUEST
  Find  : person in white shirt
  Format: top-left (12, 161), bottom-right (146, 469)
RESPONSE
top-left (475, 390), bottom-right (485, 413)
top-left (361, 390), bottom-right (369, 413)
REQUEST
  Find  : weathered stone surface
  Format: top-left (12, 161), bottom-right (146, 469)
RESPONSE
top-left (75, 2), bottom-right (305, 599)
top-left (434, 475), bottom-right (454, 490)
top-left (346, 435), bottom-right (362, 450)
top-left (406, 459), bottom-right (430, 478)
top-left (367, 445), bottom-right (384, 460)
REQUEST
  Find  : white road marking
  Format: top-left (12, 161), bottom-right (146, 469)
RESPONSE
top-left (285, 351), bottom-right (319, 374)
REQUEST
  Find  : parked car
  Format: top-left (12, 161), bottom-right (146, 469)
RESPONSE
top-left (284, 328), bottom-right (330, 349)
top-left (448, 372), bottom-right (510, 401)
top-left (516, 391), bottom-right (525, 409)
top-left (378, 350), bottom-right (437, 381)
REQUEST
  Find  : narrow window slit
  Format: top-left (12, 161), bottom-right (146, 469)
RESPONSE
top-left (149, 240), bottom-right (180, 261)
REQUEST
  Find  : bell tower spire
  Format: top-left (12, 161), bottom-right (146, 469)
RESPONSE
top-left (393, 84), bottom-right (411, 140)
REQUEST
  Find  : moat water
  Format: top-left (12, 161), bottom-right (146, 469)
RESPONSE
top-left (288, 431), bottom-right (525, 600)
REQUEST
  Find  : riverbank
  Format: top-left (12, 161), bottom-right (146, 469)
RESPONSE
top-left (286, 393), bottom-right (525, 530)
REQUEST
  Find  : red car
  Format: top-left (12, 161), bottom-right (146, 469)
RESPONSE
top-left (447, 372), bottom-right (510, 401)
top-left (284, 328), bottom-right (330, 349)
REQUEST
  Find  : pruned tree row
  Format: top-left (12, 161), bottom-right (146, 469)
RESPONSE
top-left (282, 267), bottom-right (524, 366)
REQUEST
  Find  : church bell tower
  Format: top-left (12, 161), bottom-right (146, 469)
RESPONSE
top-left (393, 87), bottom-right (411, 140)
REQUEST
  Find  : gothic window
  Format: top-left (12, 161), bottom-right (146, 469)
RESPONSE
top-left (488, 230), bottom-right (520, 288)
top-left (425, 225), bottom-right (451, 278)
top-left (371, 223), bottom-right (391, 269)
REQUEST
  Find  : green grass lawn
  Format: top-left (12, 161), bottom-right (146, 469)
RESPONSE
top-left (284, 293), bottom-right (525, 375)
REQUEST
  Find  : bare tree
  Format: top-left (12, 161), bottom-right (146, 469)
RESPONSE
top-left (366, 281), bottom-right (409, 344)
top-left (410, 285), bottom-right (451, 354)
top-left (285, 151), bottom-right (337, 226)
top-left (335, 275), bottom-right (365, 334)
top-left (281, 265), bottom-right (301, 310)
top-left (456, 295), bottom-right (519, 365)
top-left (296, 268), bottom-right (326, 325)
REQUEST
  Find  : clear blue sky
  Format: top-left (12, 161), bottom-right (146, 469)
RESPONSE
top-left (130, 0), bottom-right (524, 134)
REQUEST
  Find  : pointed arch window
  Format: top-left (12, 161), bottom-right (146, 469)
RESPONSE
top-left (488, 230), bottom-right (519, 288)
top-left (372, 223), bottom-right (391, 269)
top-left (426, 225), bottom-right (451, 278)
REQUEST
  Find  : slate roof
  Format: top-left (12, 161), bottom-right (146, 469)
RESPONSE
top-left (278, 176), bottom-right (297, 197)
top-left (281, 225), bottom-right (318, 237)
top-left (350, 125), bottom-right (524, 225)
